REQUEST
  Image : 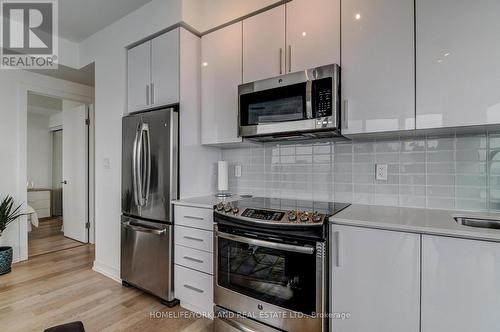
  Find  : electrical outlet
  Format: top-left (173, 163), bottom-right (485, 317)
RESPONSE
top-left (375, 164), bottom-right (388, 181)
top-left (235, 164), bottom-right (242, 178)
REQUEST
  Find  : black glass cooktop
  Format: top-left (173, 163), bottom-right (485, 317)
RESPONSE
top-left (232, 197), bottom-right (350, 217)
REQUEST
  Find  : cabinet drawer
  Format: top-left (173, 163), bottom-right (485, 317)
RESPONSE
top-left (174, 225), bottom-right (213, 253)
top-left (175, 205), bottom-right (213, 231)
top-left (175, 265), bottom-right (213, 315)
top-left (175, 245), bottom-right (213, 275)
top-left (28, 191), bottom-right (51, 201)
top-left (36, 208), bottom-right (51, 219)
top-left (29, 199), bottom-right (51, 210)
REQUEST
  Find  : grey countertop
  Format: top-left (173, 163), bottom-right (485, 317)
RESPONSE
top-left (172, 194), bottom-right (248, 209)
top-left (330, 204), bottom-right (500, 242)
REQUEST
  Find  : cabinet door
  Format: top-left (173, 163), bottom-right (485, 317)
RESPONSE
top-left (341, 0), bottom-right (415, 134)
top-left (416, 0), bottom-right (500, 129)
top-left (127, 41), bottom-right (151, 112)
top-left (151, 29), bottom-right (180, 107)
top-left (242, 5), bottom-right (285, 83)
top-left (422, 236), bottom-right (500, 332)
top-left (331, 225), bottom-right (420, 332)
top-left (286, 0), bottom-right (340, 73)
top-left (201, 22), bottom-right (242, 145)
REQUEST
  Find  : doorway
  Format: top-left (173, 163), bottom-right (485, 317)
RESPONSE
top-left (26, 93), bottom-right (92, 257)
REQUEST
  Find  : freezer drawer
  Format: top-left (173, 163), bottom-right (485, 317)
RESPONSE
top-left (120, 215), bottom-right (174, 301)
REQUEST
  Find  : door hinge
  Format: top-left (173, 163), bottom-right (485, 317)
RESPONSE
top-left (85, 222), bottom-right (90, 229)
top-left (85, 118), bottom-right (90, 125)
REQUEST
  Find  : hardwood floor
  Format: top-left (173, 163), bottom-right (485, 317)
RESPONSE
top-left (0, 245), bottom-right (213, 332)
top-left (28, 218), bottom-right (84, 257)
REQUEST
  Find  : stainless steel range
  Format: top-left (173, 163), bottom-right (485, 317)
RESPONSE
top-left (213, 197), bottom-right (350, 332)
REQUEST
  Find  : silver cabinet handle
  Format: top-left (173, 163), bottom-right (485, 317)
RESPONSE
top-left (184, 215), bottom-right (204, 221)
top-left (342, 100), bottom-right (349, 130)
top-left (216, 231), bottom-right (314, 255)
top-left (183, 236), bottom-right (204, 242)
top-left (288, 45), bottom-right (292, 73)
top-left (183, 256), bottom-right (203, 264)
top-left (279, 48), bottom-right (283, 75)
top-left (146, 84), bottom-right (150, 105)
top-left (151, 81), bottom-right (155, 105)
top-left (183, 284), bottom-right (204, 293)
top-left (334, 231), bottom-right (341, 267)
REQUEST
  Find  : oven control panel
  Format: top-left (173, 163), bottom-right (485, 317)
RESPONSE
top-left (241, 209), bottom-right (285, 221)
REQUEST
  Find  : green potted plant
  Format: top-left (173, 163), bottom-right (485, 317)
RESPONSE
top-left (0, 196), bottom-right (25, 275)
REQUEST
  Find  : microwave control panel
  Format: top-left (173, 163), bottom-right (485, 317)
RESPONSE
top-left (313, 77), bottom-right (333, 118)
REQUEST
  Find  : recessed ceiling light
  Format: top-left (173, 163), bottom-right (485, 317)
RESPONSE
top-left (355, 13), bottom-right (361, 20)
top-left (202, 62), bottom-right (208, 67)
top-left (302, 31), bottom-right (307, 37)
top-left (444, 52), bottom-right (450, 57)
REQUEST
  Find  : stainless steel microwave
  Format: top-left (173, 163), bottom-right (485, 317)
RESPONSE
top-left (238, 64), bottom-right (340, 141)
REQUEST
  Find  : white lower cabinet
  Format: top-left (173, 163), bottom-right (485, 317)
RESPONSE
top-left (173, 205), bottom-right (214, 318)
top-left (174, 265), bottom-right (213, 316)
top-left (421, 235), bottom-right (500, 332)
top-left (330, 225), bottom-right (420, 332)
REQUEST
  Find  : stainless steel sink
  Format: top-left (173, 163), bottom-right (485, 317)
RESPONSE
top-left (454, 216), bottom-right (500, 230)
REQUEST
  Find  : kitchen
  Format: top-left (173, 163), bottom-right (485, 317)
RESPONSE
top-left (1, 0), bottom-right (499, 331)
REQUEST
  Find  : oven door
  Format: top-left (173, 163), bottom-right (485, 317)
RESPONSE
top-left (214, 228), bottom-right (326, 332)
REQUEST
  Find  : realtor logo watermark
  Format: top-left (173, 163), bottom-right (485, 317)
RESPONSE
top-left (0, 0), bottom-right (58, 69)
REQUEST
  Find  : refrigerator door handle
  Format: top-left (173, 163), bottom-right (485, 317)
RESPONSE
top-left (132, 127), bottom-right (140, 207)
top-left (142, 123), bottom-right (151, 206)
top-left (136, 123), bottom-right (144, 206)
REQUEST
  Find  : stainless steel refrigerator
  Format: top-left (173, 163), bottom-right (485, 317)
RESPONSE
top-left (120, 106), bottom-right (179, 306)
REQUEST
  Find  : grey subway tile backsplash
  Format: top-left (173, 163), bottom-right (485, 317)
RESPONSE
top-left (222, 132), bottom-right (500, 212)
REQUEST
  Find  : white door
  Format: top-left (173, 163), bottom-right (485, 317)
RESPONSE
top-left (151, 29), bottom-right (180, 107)
top-left (422, 235), bottom-right (500, 332)
top-left (127, 41), bottom-right (151, 113)
top-left (341, 0), bottom-right (415, 134)
top-left (416, 0), bottom-right (500, 129)
top-left (62, 103), bottom-right (88, 243)
top-left (201, 21), bottom-right (242, 145)
top-left (331, 225), bottom-right (420, 332)
top-left (286, 0), bottom-right (340, 73)
top-left (242, 5), bottom-right (285, 83)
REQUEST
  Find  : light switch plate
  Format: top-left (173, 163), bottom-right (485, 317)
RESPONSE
top-left (375, 164), bottom-right (388, 181)
top-left (235, 164), bottom-right (242, 178)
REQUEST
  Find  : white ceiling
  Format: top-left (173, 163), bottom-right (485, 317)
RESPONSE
top-left (59, 0), bottom-right (152, 42)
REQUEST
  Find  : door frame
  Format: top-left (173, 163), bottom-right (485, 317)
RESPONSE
top-left (20, 83), bottom-right (94, 261)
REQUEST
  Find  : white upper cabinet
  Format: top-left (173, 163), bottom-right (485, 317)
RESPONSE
top-left (286, 0), bottom-right (340, 73)
top-left (201, 22), bottom-right (242, 145)
top-left (151, 29), bottom-right (180, 108)
top-left (422, 235), bottom-right (500, 332)
top-left (127, 29), bottom-right (180, 113)
top-left (243, 5), bottom-right (285, 83)
top-left (127, 42), bottom-right (151, 113)
top-left (416, 0), bottom-right (500, 129)
top-left (341, 0), bottom-right (415, 135)
top-left (331, 225), bottom-right (420, 332)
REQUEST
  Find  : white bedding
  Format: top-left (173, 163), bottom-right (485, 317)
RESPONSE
top-left (26, 205), bottom-right (39, 231)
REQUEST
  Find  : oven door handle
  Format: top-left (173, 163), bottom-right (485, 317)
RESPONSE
top-left (216, 231), bottom-right (315, 255)
top-left (218, 316), bottom-right (259, 332)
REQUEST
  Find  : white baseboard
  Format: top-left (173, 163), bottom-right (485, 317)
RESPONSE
top-left (92, 260), bottom-right (121, 283)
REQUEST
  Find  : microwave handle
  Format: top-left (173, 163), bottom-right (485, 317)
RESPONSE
top-left (216, 231), bottom-right (315, 255)
top-left (342, 99), bottom-right (349, 129)
top-left (306, 80), bottom-right (313, 119)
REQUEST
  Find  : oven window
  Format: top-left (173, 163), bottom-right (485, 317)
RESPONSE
top-left (217, 237), bottom-right (317, 315)
top-left (240, 82), bottom-right (307, 126)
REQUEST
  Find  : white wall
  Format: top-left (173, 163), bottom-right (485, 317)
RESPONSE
top-left (27, 112), bottom-right (53, 189)
top-left (0, 70), bottom-right (93, 262)
top-left (182, 0), bottom-right (283, 32)
top-left (78, 0), bottom-right (183, 281)
top-left (49, 112), bottom-right (63, 129)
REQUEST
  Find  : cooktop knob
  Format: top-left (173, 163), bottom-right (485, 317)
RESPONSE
top-left (224, 204), bottom-right (232, 213)
top-left (288, 213), bottom-right (297, 221)
top-left (313, 214), bottom-right (322, 222)
top-left (216, 202), bottom-right (224, 211)
top-left (300, 214), bottom-right (309, 222)
top-left (232, 207), bottom-right (239, 214)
